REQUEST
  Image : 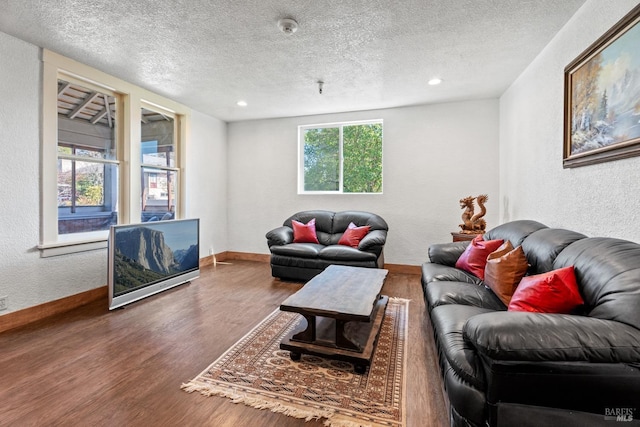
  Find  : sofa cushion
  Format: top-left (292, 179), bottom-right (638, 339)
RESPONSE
top-left (508, 266), bottom-right (584, 314)
top-left (553, 237), bottom-right (640, 330)
top-left (484, 242), bottom-right (528, 306)
top-left (428, 241), bottom-right (470, 267)
top-left (520, 228), bottom-right (587, 275)
top-left (319, 245), bottom-right (377, 262)
top-left (483, 219), bottom-right (548, 247)
top-left (333, 210), bottom-right (389, 233)
top-left (455, 235), bottom-right (504, 280)
top-left (425, 281), bottom-right (505, 311)
top-left (269, 243), bottom-right (324, 258)
top-left (338, 222), bottom-right (370, 247)
top-left (270, 254), bottom-right (376, 271)
top-left (328, 211), bottom-right (389, 246)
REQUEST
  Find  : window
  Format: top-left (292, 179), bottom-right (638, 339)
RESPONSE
top-left (57, 80), bottom-right (119, 235)
top-left (140, 107), bottom-right (178, 222)
top-left (40, 50), bottom-right (189, 256)
top-left (299, 120), bottom-right (383, 194)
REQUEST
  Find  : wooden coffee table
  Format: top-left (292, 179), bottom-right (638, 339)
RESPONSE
top-left (279, 265), bottom-right (389, 373)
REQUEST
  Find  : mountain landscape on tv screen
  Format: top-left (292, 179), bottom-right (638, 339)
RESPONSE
top-left (114, 227), bottom-right (198, 295)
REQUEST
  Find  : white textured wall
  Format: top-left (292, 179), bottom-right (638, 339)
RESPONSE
top-left (0, 32), bottom-right (105, 314)
top-left (185, 110), bottom-right (228, 257)
top-left (0, 32), bottom-right (227, 315)
top-left (499, 0), bottom-right (640, 240)
top-left (227, 100), bottom-right (500, 265)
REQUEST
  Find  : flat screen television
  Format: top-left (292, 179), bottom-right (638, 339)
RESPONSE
top-left (108, 218), bottom-right (200, 310)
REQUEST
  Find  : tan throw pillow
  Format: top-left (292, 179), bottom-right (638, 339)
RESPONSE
top-left (487, 240), bottom-right (514, 259)
top-left (484, 241), bottom-right (529, 306)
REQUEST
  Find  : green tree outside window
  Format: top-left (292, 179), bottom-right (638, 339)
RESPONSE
top-left (301, 122), bottom-right (382, 193)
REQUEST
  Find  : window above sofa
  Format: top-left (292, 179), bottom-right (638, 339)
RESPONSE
top-left (298, 120), bottom-right (383, 194)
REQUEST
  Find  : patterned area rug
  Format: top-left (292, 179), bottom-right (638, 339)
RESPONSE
top-left (182, 297), bottom-right (409, 427)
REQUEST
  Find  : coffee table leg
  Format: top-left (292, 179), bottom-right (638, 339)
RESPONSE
top-left (291, 314), bottom-right (316, 342)
top-left (335, 320), bottom-right (361, 351)
top-left (354, 364), bottom-right (367, 374)
top-left (290, 352), bottom-right (301, 361)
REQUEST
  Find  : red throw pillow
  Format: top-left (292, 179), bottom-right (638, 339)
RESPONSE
top-left (508, 266), bottom-right (584, 314)
top-left (292, 218), bottom-right (319, 243)
top-left (338, 222), bottom-right (371, 248)
top-left (455, 235), bottom-right (504, 280)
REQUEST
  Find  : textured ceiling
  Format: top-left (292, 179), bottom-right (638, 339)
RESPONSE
top-left (0, 0), bottom-right (586, 122)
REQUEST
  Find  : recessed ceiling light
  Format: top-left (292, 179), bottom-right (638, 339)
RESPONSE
top-left (237, 100), bottom-right (248, 107)
top-left (428, 78), bottom-right (442, 86)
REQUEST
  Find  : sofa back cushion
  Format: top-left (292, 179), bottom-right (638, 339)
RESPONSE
top-left (553, 237), bottom-right (640, 330)
top-left (331, 211), bottom-right (389, 245)
top-left (483, 220), bottom-right (548, 247)
top-left (333, 211), bottom-right (388, 231)
top-left (521, 228), bottom-right (587, 275)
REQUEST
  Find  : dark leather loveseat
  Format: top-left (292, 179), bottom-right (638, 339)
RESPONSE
top-left (266, 210), bottom-right (388, 281)
top-left (421, 220), bottom-right (640, 427)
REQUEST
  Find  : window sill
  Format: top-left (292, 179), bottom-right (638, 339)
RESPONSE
top-left (298, 191), bottom-right (384, 195)
top-left (38, 231), bottom-right (109, 257)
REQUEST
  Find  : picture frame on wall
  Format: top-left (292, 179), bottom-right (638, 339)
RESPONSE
top-left (563, 4), bottom-right (640, 168)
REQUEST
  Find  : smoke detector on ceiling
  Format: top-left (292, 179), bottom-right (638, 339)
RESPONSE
top-left (278, 18), bottom-right (299, 35)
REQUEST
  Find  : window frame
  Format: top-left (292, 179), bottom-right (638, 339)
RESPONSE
top-left (56, 82), bottom-right (120, 224)
top-left (57, 143), bottom-right (113, 210)
top-left (298, 119), bottom-right (384, 195)
top-left (139, 103), bottom-right (180, 222)
top-left (40, 50), bottom-right (189, 257)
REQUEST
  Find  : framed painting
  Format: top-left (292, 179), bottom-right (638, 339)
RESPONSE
top-left (563, 5), bottom-right (640, 168)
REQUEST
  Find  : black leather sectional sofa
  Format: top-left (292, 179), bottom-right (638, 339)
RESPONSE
top-left (266, 210), bottom-right (388, 281)
top-left (421, 220), bottom-right (640, 427)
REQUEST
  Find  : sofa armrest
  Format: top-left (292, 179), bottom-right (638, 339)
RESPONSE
top-left (428, 241), bottom-right (469, 267)
top-left (466, 313), bottom-right (640, 423)
top-left (266, 226), bottom-right (293, 247)
top-left (421, 262), bottom-right (483, 285)
top-left (463, 311), bottom-right (640, 363)
top-left (359, 229), bottom-right (387, 252)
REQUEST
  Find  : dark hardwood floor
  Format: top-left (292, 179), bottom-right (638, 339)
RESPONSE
top-left (0, 261), bottom-right (447, 427)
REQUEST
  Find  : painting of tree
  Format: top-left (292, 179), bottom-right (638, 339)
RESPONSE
top-left (566, 7), bottom-right (640, 167)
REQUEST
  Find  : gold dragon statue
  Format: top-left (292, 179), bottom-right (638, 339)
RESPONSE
top-left (459, 194), bottom-right (488, 234)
